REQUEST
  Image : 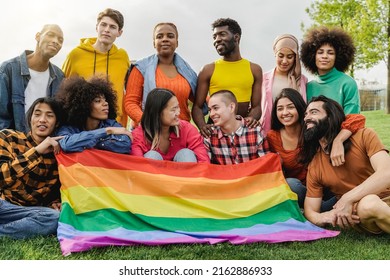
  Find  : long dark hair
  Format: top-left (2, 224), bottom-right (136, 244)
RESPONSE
top-left (141, 88), bottom-right (179, 150)
top-left (271, 88), bottom-right (307, 131)
top-left (299, 95), bottom-right (351, 165)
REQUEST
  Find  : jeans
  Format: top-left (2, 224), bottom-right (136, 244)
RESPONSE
top-left (144, 148), bottom-right (197, 162)
top-left (286, 178), bottom-right (306, 208)
top-left (0, 199), bottom-right (59, 239)
top-left (286, 178), bottom-right (336, 212)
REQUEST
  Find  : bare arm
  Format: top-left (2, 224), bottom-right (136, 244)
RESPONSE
top-left (304, 197), bottom-right (338, 227)
top-left (333, 150), bottom-right (390, 226)
top-left (192, 63), bottom-right (214, 137)
top-left (245, 62), bottom-right (263, 128)
top-left (330, 114), bottom-right (366, 166)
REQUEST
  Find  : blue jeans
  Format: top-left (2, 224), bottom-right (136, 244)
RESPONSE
top-left (0, 199), bottom-right (59, 239)
top-left (286, 178), bottom-right (306, 208)
top-left (144, 148), bottom-right (197, 162)
top-left (286, 178), bottom-right (336, 212)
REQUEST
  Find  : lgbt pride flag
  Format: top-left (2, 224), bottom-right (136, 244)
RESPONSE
top-left (56, 149), bottom-right (338, 255)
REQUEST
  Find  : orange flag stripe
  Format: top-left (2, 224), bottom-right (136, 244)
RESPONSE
top-left (58, 165), bottom-right (287, 200)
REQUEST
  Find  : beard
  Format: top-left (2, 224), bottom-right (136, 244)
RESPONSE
top-left (303, 117), bottom-right (329, 142)
top-left (216, 38), bottom-right (236, 56)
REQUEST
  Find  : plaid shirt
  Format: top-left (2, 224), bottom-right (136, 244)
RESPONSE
top-left (0, 129), bottom-right (60, 207)
top-left (204, 117), bottom-right (269, 165)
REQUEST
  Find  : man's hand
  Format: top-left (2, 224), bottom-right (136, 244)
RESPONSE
top-left (330, 138), bottom-right (345, 166)
top-left (50, 202), bottom-right (62, 211)
top-left (244, 116), bottom-right (260, 128)
top-left (318, 209), bottom-right (338, 227)
top-left (106, 127), bottom-right (133, 140)
top-left (333, 198), bottom-right (360, 228)
top-left (35, 136), bottom-right (64, 155)
top-left (199, 124), bottom-right (214, 138)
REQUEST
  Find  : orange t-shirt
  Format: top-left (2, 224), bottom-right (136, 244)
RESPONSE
top-left (307, 128), bottom-right (390, 199)
top-left (267, 130), bottom-right (307, 184)
top-left (124, 67), bottom-right (191, 127)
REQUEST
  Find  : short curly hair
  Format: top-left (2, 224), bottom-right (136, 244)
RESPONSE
top-left (300, 26), bottom-right (355, 74)
top-left (56, 75), bottom-right (118, 129)
top-left (212, 18), bottom-right (242, 36)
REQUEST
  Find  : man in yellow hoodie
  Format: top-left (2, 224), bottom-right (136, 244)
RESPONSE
top-left (62, 8), bottom-right (130, 127)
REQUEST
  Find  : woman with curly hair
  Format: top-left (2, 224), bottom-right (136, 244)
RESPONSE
top-left (131, 88), bottom-right (209, 163)
top-left (300, 26), bottom-right (360, 114)
top-left (55, 76), bottom-right (132, 154)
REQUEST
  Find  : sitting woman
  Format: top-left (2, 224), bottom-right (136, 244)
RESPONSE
top-left (56, 76), bottom-right (132, 154)
top-left (267, 88), bottom-right (365, 210)
top-left (131, 88), bottom-right (209, 163)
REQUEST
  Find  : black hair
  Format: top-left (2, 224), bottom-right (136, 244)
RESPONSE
top-left (56, 75), bottom-right (117, 129)
top-left (26, 97), bottom-right (64, 132)
top-left (271, 88), bottom-right (307, 131)
top-left (300, 26), bottom-right (355, 74)
top-left (140, 88), bottom-right (179, 149)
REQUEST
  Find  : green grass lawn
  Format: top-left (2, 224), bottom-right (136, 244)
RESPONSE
top-left (1, 110), bottom-right (389, 260)
top-left (362, 110), bottom-right (390, 148)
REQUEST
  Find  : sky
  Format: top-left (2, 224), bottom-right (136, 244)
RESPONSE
top-left (1, 0), bottom-right (386, 85)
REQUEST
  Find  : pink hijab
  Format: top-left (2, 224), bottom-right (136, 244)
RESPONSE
top-left (273, 34), bottom-right (302, 90)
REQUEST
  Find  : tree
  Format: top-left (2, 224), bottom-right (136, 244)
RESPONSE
top-left (303, 0), bottom-right (390, 113)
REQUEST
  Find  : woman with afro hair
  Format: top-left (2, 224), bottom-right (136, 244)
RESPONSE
top-left (300, 26), bottom-right (360, 114)
top-left (55, 75), bottom-right (132, 154)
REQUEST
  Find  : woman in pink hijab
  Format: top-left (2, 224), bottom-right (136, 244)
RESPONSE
top-left (260, 34), bottom-right (308, 134)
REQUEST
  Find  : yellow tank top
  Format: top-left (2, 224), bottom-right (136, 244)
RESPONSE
top-left (209, 59), bottom-right (254, 102)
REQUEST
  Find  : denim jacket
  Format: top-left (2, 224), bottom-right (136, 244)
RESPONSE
top-left (128, 53), bottom-right (208, 115)
top-left (0, 51), bottom-right (64, 132)
top-left (56, 119), bottom-right (132, 154)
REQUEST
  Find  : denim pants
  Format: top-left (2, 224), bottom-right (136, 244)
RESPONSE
top-left (144, 148), bottom-right (197, 162)
top-left (286, 178), bottom-right (336, 212)
top-left (0, 199), bottom-right (59, 239)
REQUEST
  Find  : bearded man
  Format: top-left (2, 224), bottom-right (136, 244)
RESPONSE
top-left (191, 18), bottom-right (263, 138)
top-left (300, 95), bottom-right (390, 235)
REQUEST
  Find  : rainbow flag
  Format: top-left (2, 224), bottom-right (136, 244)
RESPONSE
top-left (56, 149), bottom-right (339, 256)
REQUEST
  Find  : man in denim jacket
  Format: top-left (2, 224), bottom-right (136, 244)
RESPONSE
top-left (0, 24), bottom-right (64, 133)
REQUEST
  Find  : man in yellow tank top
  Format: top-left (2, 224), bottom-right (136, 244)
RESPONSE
top-left (191, 18), bottom-right (263, 138)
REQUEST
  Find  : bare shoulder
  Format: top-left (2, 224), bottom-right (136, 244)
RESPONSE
top-left (198, 62), bottom-right (215, 77)
top-left (248, 61), bottom-right (263, 79)
top-left (249, 61), bottom-right (262, 73)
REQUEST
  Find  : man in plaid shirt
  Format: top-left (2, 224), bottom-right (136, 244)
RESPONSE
top-left (204, 90), bottom-right (268, 164)
top-left (0, 97), bottom-right (63, 239)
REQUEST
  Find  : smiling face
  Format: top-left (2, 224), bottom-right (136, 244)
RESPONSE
top-left (96, 16), bottom-right (122, 46)
top-left (208, 94), bottom-right (236, 127)
top-left (275, 48), bottom-right (295, 75)
top-left (315, 43), bottom-right (336, 75)
top-left (36, 24), bottom-right (64, 59)
top-left (30, 102), bottom-right (57, 143)
top-left (160, 96), bottom-right (180, 127)
top-left (153, 24), bottom-right (178, 57)
top-left (276, 97), bottom-right (299, 127)
top-left (89, 95), bottom-right (109, 121)
top-left (212, 25), bottom-right (237, 56)
top-left (303, 101), bottom-right (329, 141)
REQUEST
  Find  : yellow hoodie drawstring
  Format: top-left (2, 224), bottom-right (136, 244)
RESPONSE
top-left (93, 50), bottom-right (110, 81)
